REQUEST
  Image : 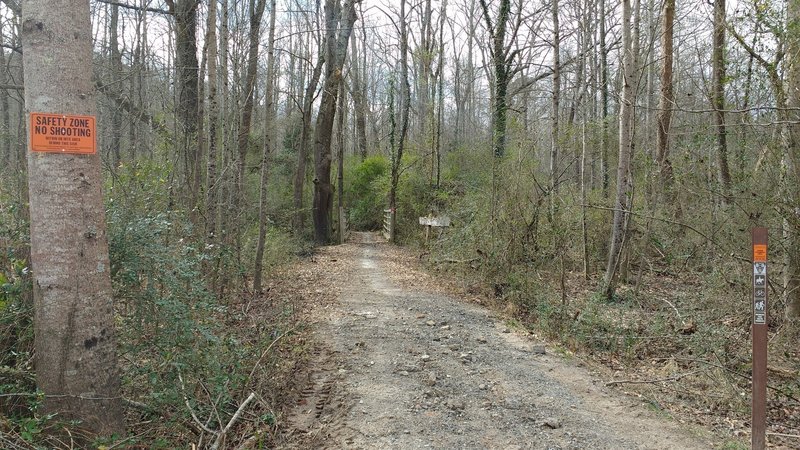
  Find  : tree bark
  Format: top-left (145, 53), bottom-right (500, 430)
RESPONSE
top-left (350, 30), bottom-right (368, 159)
top-left (602, 0), bottom-right (637, 300)
top-left (480, 0), bottom-right (513, 159)
top-left (168, 0), bottom-right (201, 207)
top-left (655, 0), bottom-right (675, 197)
top-left (234, 0), bottom-right (267, 253)
top-left (550, 0), bottom-right (560, 193)
top-left (22, 0), bottom-right (123, 436)
top-left (434, 0), bottom-right (447, 187)
top-left (0, 29), bottom-right (10, 167)
top-left (785, 0), bottom-right (800, 318)
top-left (108, 3), bottom-right (122, 166)
top-left (293, 35), bottom-right (324, 233)
top-left (336, 80), bottom-right (346, 241)
top-left (388, 0), bottom-right (411, 243)
top-left (253, 0), bottom-right (277, 293)
top-left (205, 0), bottom-right (219, 242)
top-left (599, 0), bottom-right (609, 197)
top-left (712, 0), bottom-right (732, 203)
top-left (312, 0), bottom-right (358, 245)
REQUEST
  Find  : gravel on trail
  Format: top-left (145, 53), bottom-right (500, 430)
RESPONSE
top-left (282, 233), bottom-right (714, 449)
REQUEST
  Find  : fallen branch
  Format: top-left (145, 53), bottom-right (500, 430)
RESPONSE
top-left (244, 330), bottom-right (290, 391)
top-left (210, 392), bottom-right (257, 450)
top-left (606, 369), bottom-right (703, 386)
top-left (176, 369), bottom-right (218, 436)
top-left (656, 357), bottom-right (800, 403)
top-left (433, 257), bottom-right (480, 264)
top-left (661, 297), bottom-right (682, 322)
top-left (122, 398), bottom-right (157, 414)
top-left (767, 432), bottom-right (800, 439)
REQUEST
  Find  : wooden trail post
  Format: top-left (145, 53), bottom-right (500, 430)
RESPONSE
top-left (751, 227), bottom-right (767, 450)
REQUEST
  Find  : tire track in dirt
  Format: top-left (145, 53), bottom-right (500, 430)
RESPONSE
top-left (282, 233), bottom-right (715, 449)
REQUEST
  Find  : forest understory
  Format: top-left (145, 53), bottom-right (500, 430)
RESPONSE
top-left (4, 0), bottom-right (800, 447)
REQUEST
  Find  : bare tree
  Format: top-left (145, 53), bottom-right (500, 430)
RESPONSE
top-left (166, 0), bottom-right (201, 207)
top-left (350, 25), bottom-right (368, 159)
top-left (602, 0), bottom-right (639, 300)
top-left (785, 0), bottom-right (800, 319)
top-left (550, 0), bottom-right (560, 194)
top-left (598, 0), bottom-right (609, 197)
top-left (655, 0), bottom-right (675, 198)
top-left (253, 0), bottom-right (278, 293)
top-left (234, 0), bottom-right (267, 254)
top-left (22, 0), bottom-right (123, 436)
top-left (479, 0), bottom-right (521, 158)
top-left (293, 6), bottom-right (325, 232)
top-left (206, 0), bottom-right (220, 242)
top-left (712, 0), bottom-right (731, 203)
top-left (387, 0), bottom-right (411, 243)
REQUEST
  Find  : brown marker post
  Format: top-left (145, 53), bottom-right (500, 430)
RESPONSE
top-left (751, 227), bottom-right (767, 450)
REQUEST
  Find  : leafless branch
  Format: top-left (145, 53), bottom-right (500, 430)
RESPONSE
top-left (95, 0), bottom-right (172, 15)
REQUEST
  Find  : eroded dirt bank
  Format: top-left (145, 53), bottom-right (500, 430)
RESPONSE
top-left (280, 233), bottom-right (715, 449)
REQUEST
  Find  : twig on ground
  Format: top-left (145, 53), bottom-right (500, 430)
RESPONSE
top-left (176, 369), bottom-right (219, 436)
top-left (767, 432), bottom-right (800, 439)
top-left (606, 369), bottom-right (704, 386)
top-left (245, 330), bottom-right (290, 389)
top-left (433, 257), bottom-right (480, 264)
top-left (656, 357), bottom-right (800, 403)
top-left (210, 392), bottom-right (257, 450)
top-left (661, 297), bottom-right (682, 322)
top-left (123, 398), bottom-right (156, 414)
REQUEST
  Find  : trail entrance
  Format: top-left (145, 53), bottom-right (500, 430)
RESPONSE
top-left (281, 232), bottom-right (712, 449)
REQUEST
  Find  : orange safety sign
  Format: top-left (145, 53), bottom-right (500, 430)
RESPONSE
top-left (753, 244), bottom-right (767, 262)
top-left (30, 112), bottom-right (96, 154)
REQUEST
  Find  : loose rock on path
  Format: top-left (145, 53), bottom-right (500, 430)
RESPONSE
top-left (282, 232), bottom-right (714, 449)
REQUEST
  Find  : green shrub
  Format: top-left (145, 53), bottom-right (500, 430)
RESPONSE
top-left (346, 155), bottom-right (389, 230)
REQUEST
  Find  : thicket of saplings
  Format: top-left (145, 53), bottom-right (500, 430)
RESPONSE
top-left (0, 144), bottom-right (311, 447)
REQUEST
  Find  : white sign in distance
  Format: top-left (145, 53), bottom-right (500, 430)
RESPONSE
top-left (419, 216), bottom-right (451, 227)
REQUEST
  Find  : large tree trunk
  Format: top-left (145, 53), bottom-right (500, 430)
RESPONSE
top-left (22, 0), bottom-right (124, 436)
top-left (312, 0), bottom-right (358, 245)
top-left (655, 0), bottom-right (675, 197)
top-left (712, 0), bottom-right (732, 203)
top-left (170, 0), bottom-right (201, 207)
top-left (602, 0), bottom-right (638, 300)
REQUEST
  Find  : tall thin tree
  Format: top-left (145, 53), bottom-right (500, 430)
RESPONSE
top-left (602, 0), bottom-right (638, 299)
top-left (253, 0), bottom-right (278, 293)
top-left (655, 0), bottom-right (675, 198)
top-left (712, 0), bottom-right (732, 203)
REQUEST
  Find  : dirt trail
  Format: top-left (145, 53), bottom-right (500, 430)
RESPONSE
top-left (283, 232), bottom-right (715, 449)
